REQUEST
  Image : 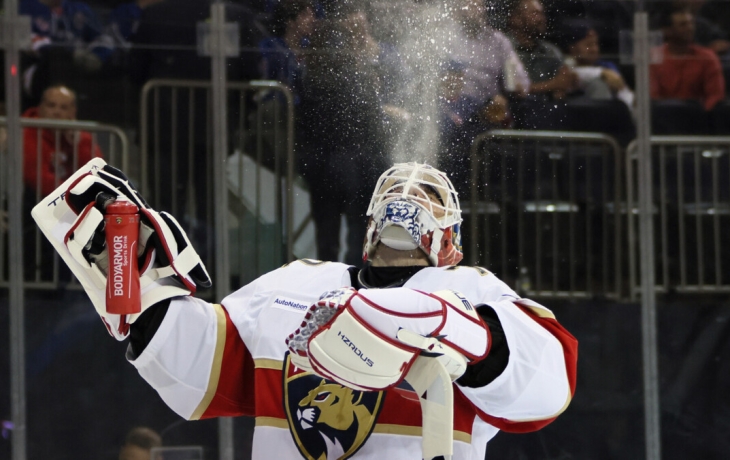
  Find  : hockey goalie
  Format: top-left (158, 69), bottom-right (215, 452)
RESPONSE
top-left (32, 159), bottom-right (577, 460)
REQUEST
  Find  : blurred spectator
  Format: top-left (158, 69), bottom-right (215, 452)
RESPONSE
top-left (22, 84), bottom-right (101, 281)
top-left (559, 19), bottom-right (635, 110)
top-left (107, 0), bottom-right (168, 49)
top-left (503, 0), bottom-right (576, 129)
top-left (680, 0), bottom-right (730, 56)
top-left (436, 61), bottom-right (488, 197)
top-left (20, 0), bottom-right (114, 65)
top-left (297, 6), bottom-right (389, 265)
top-left (505, 0), bottom-right (577, 100)
top-left (582, 0), bottom-right (634, 59)
top-left (119, 426), bottom-right (162, 460)
top-left (651, 3), bottom-right (726, 111)
top-left (128, 0), bottom-right (255, 84)
top-left (259, 0), bottom-right (316, 99)
top-left (255, 0), bottom-right (316, 171)
top-left (128, 0), bottom-right (211, 214)
top-left (436, 0), bottom-right (529, 195)
top-left (127, 0), bottom-right (207, 83)
top-left (696, 0), bottom-right (730, 47)
top-left (22, 84), bottom-right (102, 197)
top-left (438, 61), bottom-right (483, 137)
top-left (20, 0), bottom-right (115, 104)
top-left (449, 0), bottom-right (529, 125)
top-left (540, 0), bottom-right (587, 47)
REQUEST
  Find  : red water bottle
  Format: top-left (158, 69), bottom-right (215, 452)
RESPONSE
top-left (104, 200), bottom-right (141, 315)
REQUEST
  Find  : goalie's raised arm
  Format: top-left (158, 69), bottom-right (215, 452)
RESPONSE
top-left (32, 158), bottom-right (211, 340)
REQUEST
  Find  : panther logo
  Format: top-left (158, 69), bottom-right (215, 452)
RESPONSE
top-left (284, 354), bottom-right (384, 459)
top-left (379, 201), bottom-right (422, 242)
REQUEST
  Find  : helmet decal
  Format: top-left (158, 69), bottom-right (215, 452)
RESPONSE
top-left (381, 201), bottom-right (422, 243)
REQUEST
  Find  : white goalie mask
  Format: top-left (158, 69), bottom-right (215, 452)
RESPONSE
top-left (363, 162), bottom-right (463, 267)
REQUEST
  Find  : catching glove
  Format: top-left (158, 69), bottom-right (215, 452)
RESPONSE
top-left (31, 158), bottom-right (211, 340)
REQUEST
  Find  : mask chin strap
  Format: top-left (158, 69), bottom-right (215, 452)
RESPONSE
top-left (427, 228), bottom-right (444, 267)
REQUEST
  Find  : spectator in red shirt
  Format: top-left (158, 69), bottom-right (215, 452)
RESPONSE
top-left (23, 84), bottom-right (103, 197)
top-left (650, 3), bottom-right (725, 111)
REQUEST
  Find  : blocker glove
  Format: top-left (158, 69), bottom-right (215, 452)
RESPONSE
top-left (32, 158), bottom-right (211, 340)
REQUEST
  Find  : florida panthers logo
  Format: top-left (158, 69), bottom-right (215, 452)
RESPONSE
top-left (284, 354), bottom-right (384, 459)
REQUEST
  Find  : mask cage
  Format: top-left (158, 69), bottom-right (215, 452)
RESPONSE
top-left (367, 163), bottom-right (462, 228)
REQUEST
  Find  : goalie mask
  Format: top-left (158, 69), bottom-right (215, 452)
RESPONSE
top-left (363, 163), bottom-right (463, 267)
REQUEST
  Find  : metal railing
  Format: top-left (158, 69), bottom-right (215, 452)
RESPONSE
top-left (626, 136), bottom-right (730, 298)
top-left (139, 79), bottom-right (296, 290)
top-left (469, 130), bottom-right (624, 299)
top-left (0, 117), bottom-right (129, 288)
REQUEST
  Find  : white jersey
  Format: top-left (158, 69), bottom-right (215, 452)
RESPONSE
top-left (129, 260), bottom-right (577, 459)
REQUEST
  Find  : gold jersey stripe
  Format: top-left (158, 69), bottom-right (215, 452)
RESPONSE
top-left (189, 304), bottom-right (227, 420)
top-left (253, 418), bottom-right (473, 443)
top-left (373, 423), bottom-right (421, 437)
top-left (554, 392), bottom-right (573, 417)
top-left (522, 305), bottom-right (556, 319)
top-left (255, 358), bottom-right (283, 370)
top-left (373, 424), bottom-right (471, 443)
top-left (454, 430), bottom-right (472, 443)
top-left (256, 416), bottom-right (289, 429)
